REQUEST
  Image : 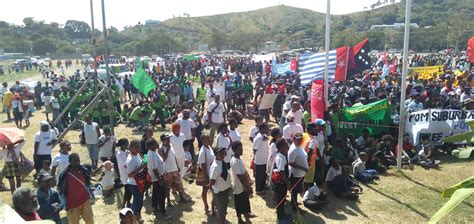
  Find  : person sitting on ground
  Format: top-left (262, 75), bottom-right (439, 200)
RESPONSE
top-left (418, 145), bottom-right (439, 169)
top-left (352, 152), bottom-right (379, 183)
top-left (302, 184), bottom-right (326, 211)
top-left (324, 158), bottom-right (358, 200)
top-left (12, 187), bottom-right (42, 221)
top-left (40, 160), bottom-right (51, 175)
top-left (97, 160), bottom-right (115, 197)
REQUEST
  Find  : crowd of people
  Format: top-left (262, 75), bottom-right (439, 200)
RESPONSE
top-left (0, 50), bottom-right (472, 223)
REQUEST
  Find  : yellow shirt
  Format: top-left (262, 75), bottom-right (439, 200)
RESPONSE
top-left (2, 92), bottom-right (13, 107)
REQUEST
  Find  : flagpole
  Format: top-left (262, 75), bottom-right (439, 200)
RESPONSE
top-left (397, 0), bottom-right (412, 170)
top-left (323, 0), bottom-right (330, 110)
top-left (101, 0), bottom-right (115, 135)
top-left (344, 46), bottom-right (349, 79)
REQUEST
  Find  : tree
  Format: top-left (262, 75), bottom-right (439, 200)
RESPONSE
top-left (32, 37), bottom-right (56, 55)
top-left (64, 20), bottom-right (91, 40)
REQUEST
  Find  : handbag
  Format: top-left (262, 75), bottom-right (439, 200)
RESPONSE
top-left (195, 147), bottom-right (210, 186)
top-left (18, 152), bottom-right (34, 179)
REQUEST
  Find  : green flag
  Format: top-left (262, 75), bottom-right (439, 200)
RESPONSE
top-left (337, 99), bottom-right (391, 137)
top-left (132, 67), bottom-right (156, 97)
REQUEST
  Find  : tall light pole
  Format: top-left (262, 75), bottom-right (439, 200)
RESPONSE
top-left (396, 0), bottom-right (412, 170)
top-left (90, 0), bottom-right (98, 94)
top-left (323, 0), bottom-right (330, 110)
top-left (101, 0), bottom-right (115, 135)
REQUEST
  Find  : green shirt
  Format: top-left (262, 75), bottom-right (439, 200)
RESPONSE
top-left (242, 83), bottom-right (253, 93)
top-left (129, 106), bottom-right (143, 121)
top-left (196, 88), bottom-right (207, 101)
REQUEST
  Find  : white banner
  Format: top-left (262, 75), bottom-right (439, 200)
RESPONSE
top-left (405, 109), bottom-right (474, 145)
top-left (251, 53), bottom-right (275, 63)
top-left (258, 93), bottom-right (278, 110)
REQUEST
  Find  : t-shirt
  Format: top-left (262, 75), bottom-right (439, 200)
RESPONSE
top-left (2, 91), bottom-right (13, 107)
top-left (207, 101), bottom-right (225, 123)
top-left (170, 133), bottom-right (186, 159)
top-left (216, 133), bottom-right (233, 163)
top-left (283, 122), bottom-right (303, 141)
top-left (98, 135), bottom-right (116, 158)
top-left (418, 149), bottom-right (431, 160)
top-left (230, 157), bottom-right (247, 194)
top-left (51, 153), bottom-right (70, 177)
top-left (66, 170), bottom-right (89, 209)
top-left (229, 129), bottom-right (241, 142)
top-left (288, 144), bottom-right (308, 178)
top-left (325, 166), bottom-right (342, 182)
top-left (274, 152), bottom-right (288, 172)
top-left (83, 122), bottom-right (99, 145)
top-left (252, 133), bottom-right (270, 165)
top-left (0, 141), bottom-right (24, 163)
top-left (198, 146), bottom-right (215, 173)
top-left (126, 154), bottom-right (143, 185)
top-left (249, 126), bottom-right (259, 141)
top-left (303, 185), bottom-right (321, 203)
top-left (352, 157), bottom-right (366, 175)
top-left (34, 130), bottom-right (57, 155)
top-left (176, 118), bottom-right (196, 140)
top-left (210, 159), bottom-right (232, 193)
top-left (290, 110), bottom-right (304, 126)
top-left (147, 150), bottom-right (165, 182)
top-left (160, 145), bottom-right (178, 173)
top-left (116, 149), bottom-right (128, 185)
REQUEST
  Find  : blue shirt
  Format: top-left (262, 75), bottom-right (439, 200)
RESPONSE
top-left (36, 188), bottom-right (62, 223)
top-left (184, 86), bottom-right (194, 100)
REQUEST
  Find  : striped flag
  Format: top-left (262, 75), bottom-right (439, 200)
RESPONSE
top-left (298, 50), bottom-right (337, 85)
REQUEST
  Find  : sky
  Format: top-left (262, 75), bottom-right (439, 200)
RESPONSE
top-left (0, 0), bottom-right (400, 30)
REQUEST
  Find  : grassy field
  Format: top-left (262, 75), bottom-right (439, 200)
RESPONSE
top-left (0, 67), bottom-right (473, 223)
top-left (0, 61), bottom-right (42, 84)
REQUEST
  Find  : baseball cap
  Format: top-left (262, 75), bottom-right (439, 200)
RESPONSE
top-left (160, 133), bottom-right (172, 140)
top-left (119, 208), bottom-right (134, 216)
top-left (215, 147), bottom-right (227, 153)
top-left (291, 95), bottom-right (299, 100)
top-left (315, 119), bottom-right (326, 126)
top-left (37, 172), bottom-right (54, 182)
top-left (294, 133), bottom-right (304, 139)
top-left (286, 113), bottom-right (294, 120)
top-left (40, 121), bottom-right (49, 127)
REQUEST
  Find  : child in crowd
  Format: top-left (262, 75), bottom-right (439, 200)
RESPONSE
top-left (352, 152), bottom-right (379, 183)
top-left (97, 160), bottom-right (115, 197)
top-left (40, 160), bottom-right (51, 175)
top-left (51, 141), bottom-right (71, 183)
top-left (35, 172), bottom-right (62, 223)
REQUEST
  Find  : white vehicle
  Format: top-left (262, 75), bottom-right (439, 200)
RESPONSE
top-left (98, 63), bottom-right (133, 79)
top-left (85, 68), bottom-right (107, 80)
top-left (81, 54), bottom-right (93, 64)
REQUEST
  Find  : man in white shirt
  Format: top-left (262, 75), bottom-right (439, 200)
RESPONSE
top-left (279, 95), bottom-right (300, 130)
top-left (289, 102), bottom-right (304, 126)
top-left (282, 113), bottom-right (303, 144)
top-left (83, 115), bottom-right (101, 169)
top-left (288, 133), bottom-right (308, 210)
top-left (170, 123), bottom-right (187, 178)
top-left (176, 109), bottom-right (196, 159)
top-left (252, 122), bottom-right (270, 193)
top-left (34, 121), bottom-right (58, 175)
top-left (207, 95), bottom-right (226, 143)
top-left (209, 147), bottom-right (232, 224)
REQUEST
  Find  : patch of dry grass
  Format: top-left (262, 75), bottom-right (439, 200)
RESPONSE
top-left (0, 66), bottom-right (473, 223)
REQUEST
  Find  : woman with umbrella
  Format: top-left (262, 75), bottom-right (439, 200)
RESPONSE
top-left (0, 127), bottom-right (26, 193)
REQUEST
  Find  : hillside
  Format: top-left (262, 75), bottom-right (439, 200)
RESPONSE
top-left (146, 0), bottom-right (474, 52)
top-left (1, 0), bottom-right (473, 57)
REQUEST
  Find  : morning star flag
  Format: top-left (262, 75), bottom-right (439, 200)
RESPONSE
top-left (132, 66), bottom-right (157, 97)
top-left (353, 38), bottom-right (372, 71)
top-left (272, 61), bottom-right (295, 75)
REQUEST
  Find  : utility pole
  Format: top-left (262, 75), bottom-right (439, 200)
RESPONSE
top-left (101, 0), bottom-right (115, 135)
top-left (396, 0), bottom-right (412, 170)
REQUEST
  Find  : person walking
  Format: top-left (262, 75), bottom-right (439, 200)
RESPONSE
top-left (82, 115), bottom-right (100, 169)
top-left (57, 153), bottom-right (94, 224)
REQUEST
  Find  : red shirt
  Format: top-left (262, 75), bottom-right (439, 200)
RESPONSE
top-left (66, 170), bottom-right (89, 209)
top-left (17, 211), bottom-right (42, 221)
